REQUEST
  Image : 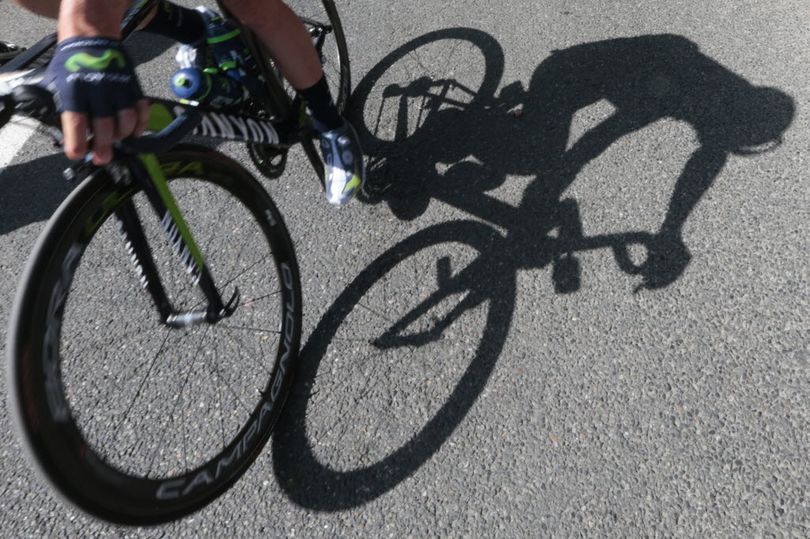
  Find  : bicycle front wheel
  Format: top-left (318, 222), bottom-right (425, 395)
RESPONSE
top-left (6, 147), bottom-right (302, 525)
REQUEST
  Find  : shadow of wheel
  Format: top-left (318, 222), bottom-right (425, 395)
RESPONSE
top-left (348, 27), bottom-right (505, 218)
top-left (272, 221), bottom-right (516, 510)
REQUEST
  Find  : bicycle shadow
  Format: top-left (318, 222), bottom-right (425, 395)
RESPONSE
top-left (271, 30), bottom-right (795, 510)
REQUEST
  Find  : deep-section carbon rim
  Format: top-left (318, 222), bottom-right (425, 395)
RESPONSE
top-left (7, 148), bottom-right (302, 525)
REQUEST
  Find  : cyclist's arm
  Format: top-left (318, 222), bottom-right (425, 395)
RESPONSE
top-left (58, 0), bottom-right (128, 40)
top-left (56, 0), bottom-right (149, 163)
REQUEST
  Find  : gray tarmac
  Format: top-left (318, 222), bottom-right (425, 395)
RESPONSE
top-left (0, 0), bottom-right (808, 536)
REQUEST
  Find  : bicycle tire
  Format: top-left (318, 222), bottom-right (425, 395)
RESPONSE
top-left (7, 146), bottom-right (302, 525)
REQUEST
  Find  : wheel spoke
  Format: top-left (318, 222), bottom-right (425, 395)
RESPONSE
top-left (202, 333), bottom-right (253, 416)
top-left (220, 324), bottom-right (273, 377)
top-left (111, 328), bottom-right (174, 443)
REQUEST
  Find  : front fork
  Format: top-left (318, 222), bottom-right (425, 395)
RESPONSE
top-left (108, 154), bottom-right (239, 328)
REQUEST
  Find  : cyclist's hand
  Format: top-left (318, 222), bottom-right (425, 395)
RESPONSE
top-left (46, 37), bottom-right (149, 165)
top-left (638, 233), bottom-right (691, 291)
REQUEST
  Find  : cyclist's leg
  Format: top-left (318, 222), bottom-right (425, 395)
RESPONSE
top-left (223, 0), bottom-right (365, 205)
top-left (223, 0), bottom-right (320, 90)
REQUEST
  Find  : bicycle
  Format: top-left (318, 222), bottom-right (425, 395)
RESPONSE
top-left (1, 0), bottom-right (349, 525)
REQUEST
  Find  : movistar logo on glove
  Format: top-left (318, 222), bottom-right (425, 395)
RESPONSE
top-left (46, 37), bottom-right (144, 116)
top-left (65, 49), bottom-right (126, 72)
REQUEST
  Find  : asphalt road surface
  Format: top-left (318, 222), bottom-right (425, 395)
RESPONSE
top-left (0, 0), bottom-right (808, 536)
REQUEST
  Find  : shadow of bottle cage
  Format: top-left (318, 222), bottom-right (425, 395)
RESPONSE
top-left (271, 29), bottom-right (795, 511)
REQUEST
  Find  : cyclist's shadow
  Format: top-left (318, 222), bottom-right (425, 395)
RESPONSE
top-left (360, 32), bottom-right (794, 290)
top-left (271, 31), bottom-right (794, 511)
